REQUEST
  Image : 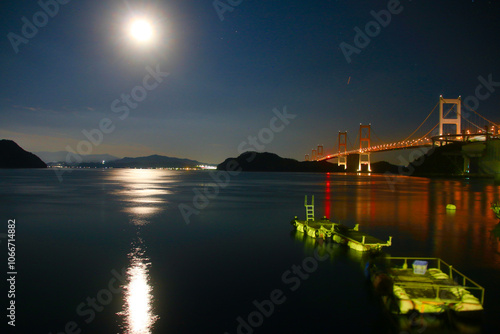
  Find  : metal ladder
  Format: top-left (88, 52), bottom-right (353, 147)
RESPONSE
top-left (304, 195), bottom-right (315, 221)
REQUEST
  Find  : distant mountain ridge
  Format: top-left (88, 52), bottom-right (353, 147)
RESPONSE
top-left (35, 151), bottom-right (119, 163)
top-left (110, 154), bottom-right (203, 168)
top-left (217, 152), bottom-right (399, 173)
top-left (0, 139), bottom-right (47, 168)
top-left (80, 154), bottom-right (207, 168)
top-left (36, 151), bottom-right (208, 168)
top-left (218, 152), bottom-right (341, 172)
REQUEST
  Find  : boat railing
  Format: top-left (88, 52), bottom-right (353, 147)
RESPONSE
top-left (385, 257), bottom-right (485, 304)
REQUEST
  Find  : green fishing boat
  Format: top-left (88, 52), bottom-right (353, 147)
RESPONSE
top-left (369, 256), bottom-right (484, 330)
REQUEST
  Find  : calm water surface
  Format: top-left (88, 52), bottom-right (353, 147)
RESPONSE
top-left (1, 169), bottom-right (499, 333)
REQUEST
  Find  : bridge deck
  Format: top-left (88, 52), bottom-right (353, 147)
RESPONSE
top-left (317, 143), bottom-right (433, 161)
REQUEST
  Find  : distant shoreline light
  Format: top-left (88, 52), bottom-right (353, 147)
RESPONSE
top-left (47, 166), bottom-right (217, 171)
top-left (197, 165), bottom-right (217, 170)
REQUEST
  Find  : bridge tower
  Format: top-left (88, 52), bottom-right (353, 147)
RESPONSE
top-left (317, 145), bottom-right (324, 159)
top-left (311, 149), bottom-right (317, 160)
top-left (358, 124), bottom-right (371, 172)
top-left (439, 96), bottom-right (461, 136)
top-left (305, 154), bottom-right (309, 161)
top-left (338, 131), bottom-right (347, 169)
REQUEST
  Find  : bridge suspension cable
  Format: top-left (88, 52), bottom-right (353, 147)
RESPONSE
top-left (402, 102), bottom-right (438, 142)
top-left (352, 132), bottom-right (359, 151)
top-left (313, 96), bottom-right (498, 163)
top-left (347, 134), bottom-right (355, 151)
top-left (461, 114), bottom-right (484, 132)
top-left (370, 127), bottom-right (385, 145)
top-left (417, 104), bottom-right (457, 139)
top-left (418, 102), bottom-right (496, 139)
top-left (462, 104), bottom-right (499, 128)
top-left (419, 123), bottom-right (439, 140)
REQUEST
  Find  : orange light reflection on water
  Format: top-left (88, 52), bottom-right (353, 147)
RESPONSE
top-left (324, 174), bottom-right (500, 268)
top-left (324, 173), bottom-right (331, 219)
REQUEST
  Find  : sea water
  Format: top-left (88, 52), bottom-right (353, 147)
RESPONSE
top-left (1, 169), bottom-right (499, 333)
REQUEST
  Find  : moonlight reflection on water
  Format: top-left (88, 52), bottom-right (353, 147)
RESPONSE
top-left (119, 243), bottom-right (158, 334)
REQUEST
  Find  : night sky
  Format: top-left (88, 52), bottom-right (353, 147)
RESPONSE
top-left (1, 0), bottom-right (499, 164)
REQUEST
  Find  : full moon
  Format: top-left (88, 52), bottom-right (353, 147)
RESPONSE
top-left (129, 19), bottom-right (154, 43)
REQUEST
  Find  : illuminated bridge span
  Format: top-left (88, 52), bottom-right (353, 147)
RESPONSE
top-left (306, 96), bottom-right (499, 171)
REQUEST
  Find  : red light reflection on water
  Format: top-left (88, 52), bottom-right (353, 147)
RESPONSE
top-left (324, 173), bottom-right (331, 219)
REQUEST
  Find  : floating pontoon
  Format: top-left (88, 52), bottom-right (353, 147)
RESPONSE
top-left (291, 195), bottom-right (392, 252)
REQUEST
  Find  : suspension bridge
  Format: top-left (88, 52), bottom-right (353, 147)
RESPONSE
top-left (306, 96), bottom-right (499, 171)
